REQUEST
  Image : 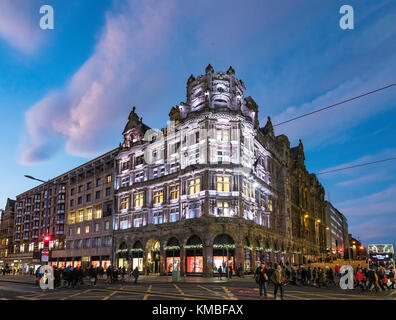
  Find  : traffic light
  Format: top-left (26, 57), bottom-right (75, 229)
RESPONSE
top-left (43, 235), bottom-right (52, 248)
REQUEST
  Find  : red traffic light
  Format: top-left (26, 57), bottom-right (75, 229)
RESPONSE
top-left (43, 235), bottom-right (51, 241)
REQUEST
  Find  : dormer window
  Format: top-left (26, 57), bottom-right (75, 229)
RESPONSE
top-left (217, 87), bottom-right (225, 93)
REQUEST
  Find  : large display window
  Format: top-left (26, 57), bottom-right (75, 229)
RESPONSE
top-left (131, 241), bottom-right (144, 271)
top-left (166, 257), bottom-right (180, 272)
top-left (165, 237), bottom-right (180, 273)
top-left (213, 234), bottom-right (235, 274)
top-left (132, 257), bottom-right (144, 271)
top-left (73, 260), bottom-right (81, 268)
top-left (213, 256), bottom-right (234, 271)
top-left (185, 235), bottom-right (204, 274)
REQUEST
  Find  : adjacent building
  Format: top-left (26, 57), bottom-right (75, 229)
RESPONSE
top-left (324, 201), bottom-right (349, 259)
top-left (51, 149), bottom-right (117, 269)
top-left (0, 199), bottom-right (15, 268)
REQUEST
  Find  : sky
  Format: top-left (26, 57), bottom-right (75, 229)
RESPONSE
top-left (0, 0), bottom-right (395, 247)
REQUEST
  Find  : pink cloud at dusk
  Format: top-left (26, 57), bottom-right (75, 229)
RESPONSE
top-left (0, 0), bottom-right (44, 53)
top-left (21, 0), bottom-right (175, 164)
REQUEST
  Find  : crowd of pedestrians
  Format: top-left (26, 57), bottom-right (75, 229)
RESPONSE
top-left (34, 265), bottom-right (141, 288)
top-left (254, 261), bottom-right (395, 299)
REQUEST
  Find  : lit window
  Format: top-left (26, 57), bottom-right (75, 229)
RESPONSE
top-left (216, 129), bottom-right (229, 142)
top-left (261, 197), bottom-right (266, 208)
top-left (77, 227), bottom-right (81, 235)
top-left (106, 175), bottom-right (112, 183)
top-left (76, 209), bottom-right (84, 223)
top-left (153, 190), bottom-right (164, 204)
top-left (94, 206), bottom-right (102, 219)
top-left (85, 225), bottom-right (89, 233)
top-left (84, 207), bottom-right (93, 221)
top-left (243, 182), bottom-right (250, 197)
top-left (268, 199), bottom-right (273, 212)
top-left (189, 178), bottom-right (201, 195)
top-left (68, 211), bottom-right (76, 225)
top-left (170, 185), bottom-right (180, 200)
top-left (120, 197), bottom-right (130, 210)
top-left (134, 192), bottom-right (144, 208)
top-left (216, 201), bottom-right (230, 217)
top-left (216, 176), bottom-right (230, 192)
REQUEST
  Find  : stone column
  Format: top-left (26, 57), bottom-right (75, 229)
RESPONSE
top-left (234, 247), bottom-right (244, 271)
top-left (203, 246), bottom-right (213, 277)
top-left (252, 250), bottom-right (257, 270)
top-left (180, 247), bottom-right (186, 276)
top-left (160, 249), bottom-right (166, 275)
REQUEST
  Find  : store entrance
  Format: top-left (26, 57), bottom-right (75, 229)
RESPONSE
top-left (146, 239), bottom-right (160, 274)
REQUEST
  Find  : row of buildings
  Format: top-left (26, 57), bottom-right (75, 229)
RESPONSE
top-left (0, 66), bottom-right (352, 276)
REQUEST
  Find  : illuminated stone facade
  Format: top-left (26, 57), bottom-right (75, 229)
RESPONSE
top-left (113, 65), bottom-right (327, 276)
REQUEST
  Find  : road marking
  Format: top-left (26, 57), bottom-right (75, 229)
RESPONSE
top-left (283, 293), bottom-right (313, 300)
top-left (30, 293), bottom-right (48, 300)
top-left (60, 289), bottom-right (91, 300)
top-left (102, 291), bottom-right (118, 300)
top-left (173, 284), bottom-right (184, 296)
top-left (91, 286), bottom-right (221, 300)
top-left (222, 286), bottom-right (237, 300)
top-left (197, 285), bottom-right (221, 296)
top-left (143, 284), bottom-right (152, 300)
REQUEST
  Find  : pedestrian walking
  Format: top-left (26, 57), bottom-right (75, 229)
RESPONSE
top-left (355, 268), bottom-right (366, 291)
top-left (271, 264), bottom-right (285, 300)
top-left (389, 269), bottom-right (395, 289)
top-left (132, 267), bottom-right (139, 285)
top-left (105, 266), bottom-right (112, 284)
top-left (255, 264), bottom-right (269, 299)
top-left (367, 268), bottom-right (379, 292)
top-left (218, 266), bottom-right (223, 280)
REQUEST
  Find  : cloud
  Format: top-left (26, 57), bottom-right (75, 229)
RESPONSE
top-left (21, 0), bottom-right (176, 164)
top-left (319, 148), bottom-right (396, 177)
top-left (335, 173), bottom-right (384, 187)
top-left (336, 183), bottom-right (396, 218)
top-left (265, 4), bottom-right (396, 147)
top-left (0, 0), bottom-right (44, 53)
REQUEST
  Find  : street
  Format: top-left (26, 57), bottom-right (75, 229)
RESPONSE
top-left (0, 275), bottom-right (395, 300)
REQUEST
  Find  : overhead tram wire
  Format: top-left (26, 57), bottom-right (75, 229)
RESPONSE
top-left (317, 156), bottom-right (396, 175)
top-left (273, 82), bottom-right (396, 127)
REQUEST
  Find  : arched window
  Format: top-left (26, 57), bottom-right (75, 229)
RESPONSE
top-left (186, 235), bottom-right (202, 246)
top-left (167, 237), bottom-right (179, 247)
top-left (213, 234), bottom-right (235, 246)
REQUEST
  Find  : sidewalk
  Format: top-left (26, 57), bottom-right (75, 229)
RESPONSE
top-left (0, 273), bottom-right (254, 285)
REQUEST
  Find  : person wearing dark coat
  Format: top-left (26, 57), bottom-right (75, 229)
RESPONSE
top-left (255, 264), bottom-right (269, 298)
top-left (132, 267), bottom-right (139, 285)
top-left (307, 267), bottom-right (312, 286)
top-left (71, 268), bottom-right (78, 288)
top-left (106, 266), bottom-right (112, 284)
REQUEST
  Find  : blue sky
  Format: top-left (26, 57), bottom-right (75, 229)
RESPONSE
top-left (0, 0), bottom-right (395, 246)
